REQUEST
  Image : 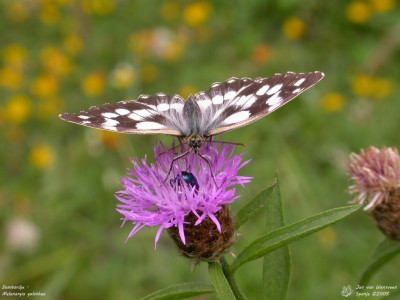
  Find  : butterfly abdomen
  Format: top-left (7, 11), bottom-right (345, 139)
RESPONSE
top-left (183, 96), bottom-right (202, 135)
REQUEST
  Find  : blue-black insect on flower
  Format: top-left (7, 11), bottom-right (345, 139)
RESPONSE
top-left (170, 171), bottom-right (200, 191)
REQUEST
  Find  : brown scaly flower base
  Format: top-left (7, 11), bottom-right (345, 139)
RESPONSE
top-left (371, 189), bottom-right (400, 240)
top-left (167, 205), bottom-right (236, 262)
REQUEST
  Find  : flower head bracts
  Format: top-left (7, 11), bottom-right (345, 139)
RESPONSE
top-left (348, 146), bottom-right (400, 210)
top-left (116, 140), bottom-right (251, 248)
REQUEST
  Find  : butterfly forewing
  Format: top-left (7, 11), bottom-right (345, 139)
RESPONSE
top-left (202, 71), bottom-right (324, 136)
top-left (59, 94), bottom-right (185, 136)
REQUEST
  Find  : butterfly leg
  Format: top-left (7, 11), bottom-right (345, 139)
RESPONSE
top-left (197, 152), bottom-right (219, 189)
top-left (164, 149), bottom-right (191, 182)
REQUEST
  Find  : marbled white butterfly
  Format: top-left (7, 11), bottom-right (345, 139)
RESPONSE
top-left (60, 71), bottom-right (324, 184)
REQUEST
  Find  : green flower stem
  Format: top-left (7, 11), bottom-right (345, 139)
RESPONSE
top-left (208, 261), bottom-right (235, 299)
top-left (220, 256), bottom-right (247, 300)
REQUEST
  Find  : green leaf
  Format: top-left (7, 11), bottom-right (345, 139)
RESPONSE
top-left (358, 238), bottom-right (400, 286)
top-left (208, 262), bottom-right (236, 300)
top-left (231, 204), bottom-right (361, 272)
top-left (263, 176), bottom-right (291, 300)
top-left (140, 282), bottom-right (214, 300)
top-left (235, 180), bottom-right (276, 229)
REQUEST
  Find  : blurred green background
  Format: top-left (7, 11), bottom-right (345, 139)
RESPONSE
top-left (1, 0), bottom-right (400, 299)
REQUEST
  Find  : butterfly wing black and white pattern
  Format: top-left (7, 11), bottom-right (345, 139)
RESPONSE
top-left (59, 71), bottom-right (324, 137)
top-left (196, 71), bottom-right (324, 136)
top-left (59, 93), bottom-right (187, 136)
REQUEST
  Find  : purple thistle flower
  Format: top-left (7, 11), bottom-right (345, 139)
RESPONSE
top-left (115, 140), bottom-right (251, 254)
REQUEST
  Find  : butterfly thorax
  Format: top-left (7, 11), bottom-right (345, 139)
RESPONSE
top-left (183, 95), bottom-right (202, 136)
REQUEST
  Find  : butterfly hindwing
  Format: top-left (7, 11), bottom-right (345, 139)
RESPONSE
top-left (59, 94), bottom-right (185, 136)
top-left (203, 71), bottom-right (324, 135)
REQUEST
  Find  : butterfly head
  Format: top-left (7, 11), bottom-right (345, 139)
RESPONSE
top-left (183, 134), bottom-right (204, 152)
top-left (189, 135), bottom-right (202, 150)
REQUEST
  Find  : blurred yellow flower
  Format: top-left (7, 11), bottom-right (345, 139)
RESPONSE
top-left (0, 67), bottom-right (24, 90)
top-left (29, 143), bottom-right (56, 169)
top-left (321, 93), bottom-right (346, 112)
top-left (161, 1), bottom-right (180, 21)
top-left (81, 0), bottom-right (115, 15)
top-left (30, 73), bottom-right (59, 98)
top-left (346, 1), bottom-right (371, 24)
top-left (2, 44), bottom-right (28, 69)
top-left (370, 78), bottom-right (395, 99)
top-left (369, 0), bottom-right (395, 13)
top-left (251, 44), bottom-right (272, 64)
top-left (282, 17), bottom-right (305, 40)
top-left (352, 74), bottom-right (394, 99)
top-left (63, 34), bottom-right (83, 55)
top-left (82, 72), bottom-right (106, 96)
top-left (183, 1), bottom-right (213, 27)
top-left (318, 227), bottom-right (337, 248)
top-left (140, 64), bottom-right (157, 84)
top-left (6, 2), bottom-right (31, 23)
top-left (179, 85), bottom-right (197, 98)
top-left (98, 131), bottom-right (124, 149)
top-left (37, 97), bottom-right (65, 120)
top-left (39, 3), bottom-right (61, 25)
top-left (352, 74), bottom-right (374, 97)
top-left (110, 63), bottom-right (135, 89)
top-left (2, 95), bottom-right (31, 124)
top-left (40, 46), bottom-right (73, 76)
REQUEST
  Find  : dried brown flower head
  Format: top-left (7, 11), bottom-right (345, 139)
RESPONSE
top-left (348, 146), bottom-right (400, 239)
top-left (167, 205), bottom-right (236, 262)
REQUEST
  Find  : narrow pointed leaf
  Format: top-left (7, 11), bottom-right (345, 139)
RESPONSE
top-left (263, 176), bottom-right (291, 300)
top-left (236, 181), bottom-right (276, 229)
top-left (208, 262), bottom-right (236, 300)
top-left (358, 238), bottom-right (400, 286)
top-left (231, 204), bottom-right (361, 271)
top-left (140, 282), bottom-right (214, 300)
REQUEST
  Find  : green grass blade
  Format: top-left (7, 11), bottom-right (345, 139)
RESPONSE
top-left (208, 262), bottom-right (236, 300)
top-left (231, 204), bottom-right (361, 272)
top-left (235, 180), bottom-right (277, 229)
top-left (140, 282), bottom-right (214, 300)
top-left (263, 176), bottom-right (291, 300)
top-left (358, 238), bottom-right (400, 286)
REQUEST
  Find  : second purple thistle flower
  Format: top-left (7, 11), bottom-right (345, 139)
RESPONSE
top-left (116, 140), bottom-right (251, 261)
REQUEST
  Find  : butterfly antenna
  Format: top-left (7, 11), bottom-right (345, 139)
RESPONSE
top-left (154, 151), bottom-right (166, 158)
top-left (155, 141), bottom-right (187, 157)
top-left (204, 140), bottom-right (246, 147)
